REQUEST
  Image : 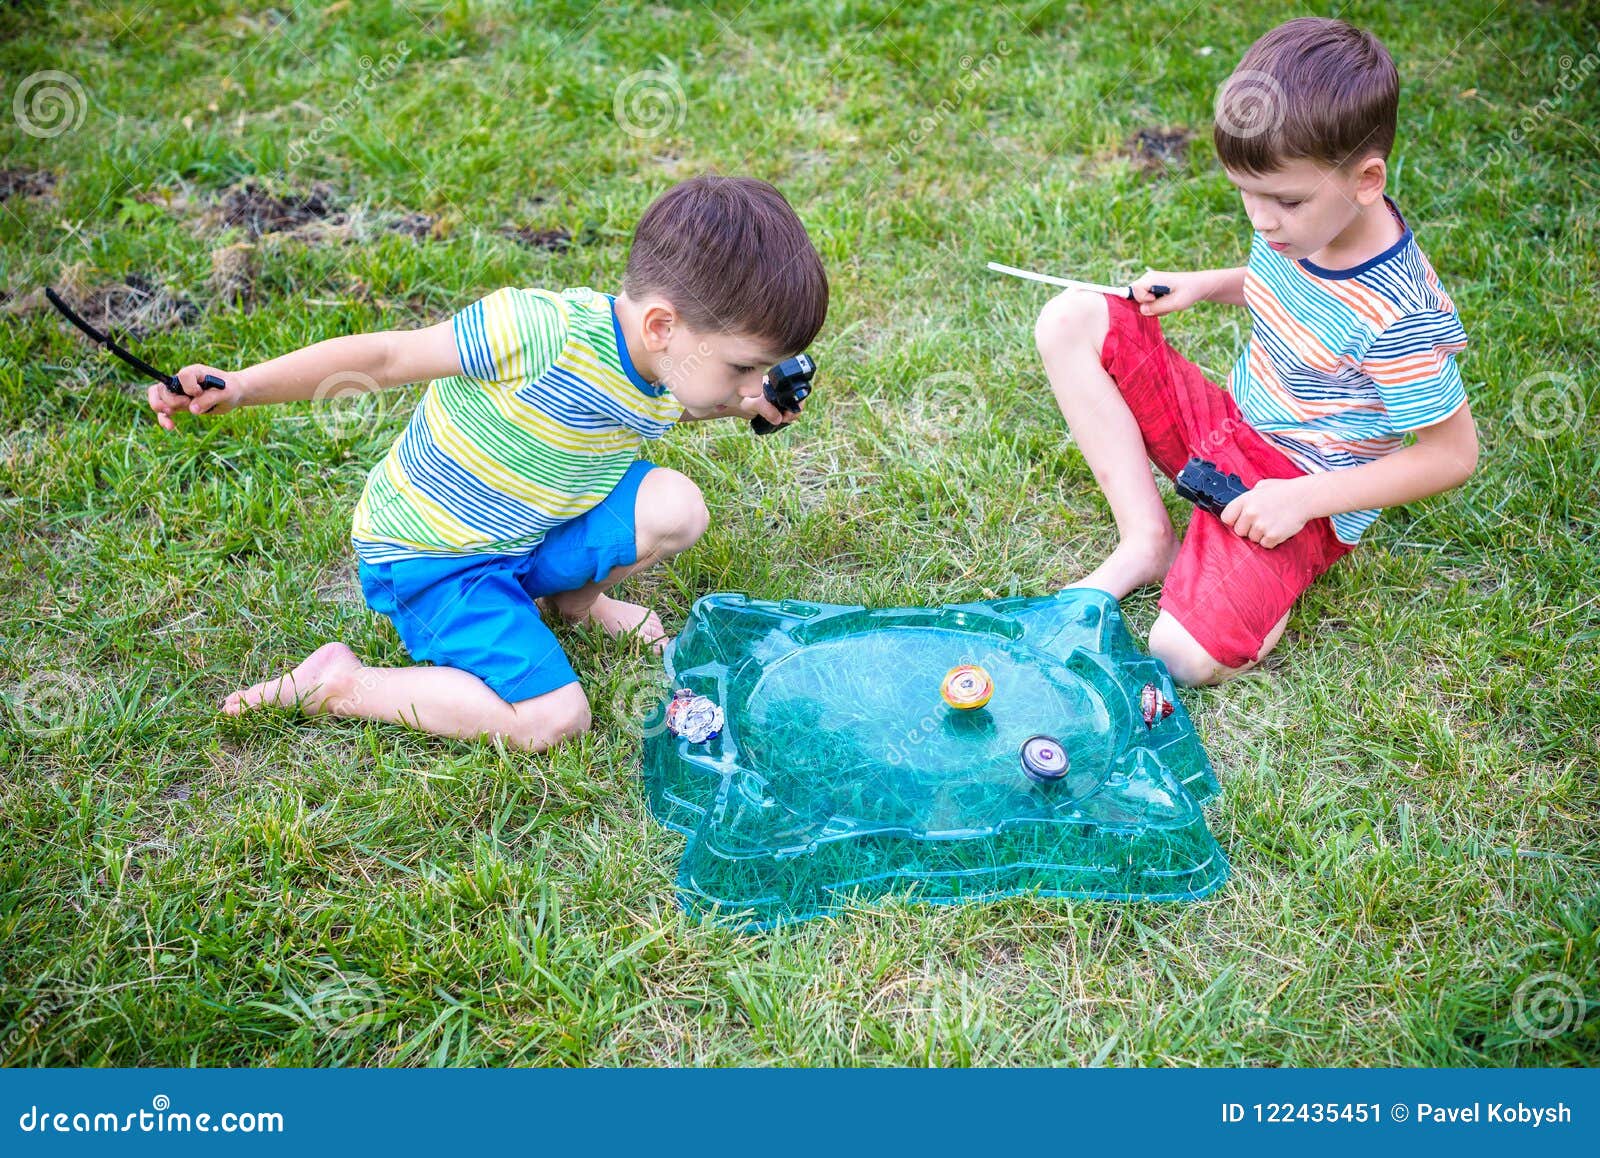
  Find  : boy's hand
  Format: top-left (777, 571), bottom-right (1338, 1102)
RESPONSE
top-left (146, 364), bottom-right (246, 431)
top-left (1130, 270), bottom-right (1206, 317)
top-left (724, 392), bottom-right (801, 429)
top-left (1220, 477), bottom-right (1312, 549)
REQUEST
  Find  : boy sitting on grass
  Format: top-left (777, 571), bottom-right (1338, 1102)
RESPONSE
top-left (1035, 17), bottom-right (1478, 685)
top-left (148, 175), bottom-right (828, 751)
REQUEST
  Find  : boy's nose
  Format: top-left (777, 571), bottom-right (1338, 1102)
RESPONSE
top-left (1241, 194), bottom-right (1275, 234)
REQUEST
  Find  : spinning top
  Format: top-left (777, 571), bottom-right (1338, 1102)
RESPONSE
top-left (1020, 734), bottom-right (1069, 783)
top-left (941, 664), bottom-right (994, 710)
top-left (665, 688), bottom-right (724, 743)
top-left (1140, 683), bottom-right (1175, 729)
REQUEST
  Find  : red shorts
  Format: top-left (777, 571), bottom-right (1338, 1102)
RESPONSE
top-left (1099, 294), bottom-right (1354, 669)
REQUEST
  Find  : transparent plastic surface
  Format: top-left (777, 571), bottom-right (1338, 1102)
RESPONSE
top-left (641, 588), bottom-right (1227, 930)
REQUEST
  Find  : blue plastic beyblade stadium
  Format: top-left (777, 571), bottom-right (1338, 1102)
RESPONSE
top-left (641, 587), bottom-right (1227, 930)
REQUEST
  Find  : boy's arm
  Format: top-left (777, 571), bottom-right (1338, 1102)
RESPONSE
top-left (677, 394), bottom-right (800, 428)
top-left (1223, 402), bottom-right (1479, 548)
top-left (147, 322), bottom-right (461, 431)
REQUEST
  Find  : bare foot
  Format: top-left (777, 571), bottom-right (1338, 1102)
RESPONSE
top-left (548, 592), bottom-right (667, 650)
top-left (222, 642), bottom-right (362, 716)
top-left (1066, 532), bottom-right (1180, 599)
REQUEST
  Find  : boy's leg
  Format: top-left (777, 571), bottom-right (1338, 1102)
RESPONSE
top-left (1144, 428), bottom-right (1353, 685)
top-left (1038, 290), bottom-right (1352, 684)
top-left (222, 643), bottom-right (591, 750)
top-left (1034, 291), bottom-right (1178, 597)
top-left (221, 464), bottom-right (709, 747)
top-left (227, 550), bottom-right (603, 751)
top-left (539, 466), bottom-right (710, 646)
top-left (1148, 610), bottom-right (1290, 686)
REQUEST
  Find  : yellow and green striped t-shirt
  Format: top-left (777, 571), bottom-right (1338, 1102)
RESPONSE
top-left (351, 286), bottom-right (681, 563)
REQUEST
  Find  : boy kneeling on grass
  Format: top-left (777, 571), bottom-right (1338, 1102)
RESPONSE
top-left (148, 175), bottom-right (828, 751)
top-left (1036, 17), bottom-right (1478, 685)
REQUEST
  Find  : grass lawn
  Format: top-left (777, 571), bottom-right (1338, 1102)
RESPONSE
top-left (1, 0), bottom-right (1597, 1066)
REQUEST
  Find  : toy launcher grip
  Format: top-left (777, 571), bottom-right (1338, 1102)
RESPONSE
top-left (168, 373), bottom-right (227, 395)
top-left (751, 354), bottom-right (815, 436)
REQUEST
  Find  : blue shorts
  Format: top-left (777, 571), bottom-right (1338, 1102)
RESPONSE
top-left (357, 459), bottom-right (655, 703)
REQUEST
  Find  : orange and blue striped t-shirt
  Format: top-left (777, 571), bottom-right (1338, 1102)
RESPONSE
top-left (1228, 199), bottom-right (1468, 544)
top-left (351, 286), bottom-right (680, 563)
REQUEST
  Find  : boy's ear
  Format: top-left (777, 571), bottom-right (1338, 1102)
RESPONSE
top-left (1353, 155), bottom-right (1388, 206)
top-left (639, 301), bottom-right (678, 352)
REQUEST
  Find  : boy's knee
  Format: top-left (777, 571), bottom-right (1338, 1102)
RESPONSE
top-left (505, 684), bottom-right (591, 750)
top-left (1034, 289), bottom-right (1109, 357)
top-left (1148, 613), bottom-right (1232, 687)
top-left (639, 468), bottom-right (709, 555)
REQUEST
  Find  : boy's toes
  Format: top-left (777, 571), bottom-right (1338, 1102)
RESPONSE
top-left (634, 610), bottom-right (666, 645)
top-left (219, 643), bottom-right (360, 717)
top-left (623, 609), bottom-right (668, 651)
top-left (584, 594), bottom-right (667, 646)
top-left (222, 676), bottom-right (284, 714)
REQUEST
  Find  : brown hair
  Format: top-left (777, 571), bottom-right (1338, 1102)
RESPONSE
top-left (622, 175), bottom-right (829, 356)
top-left (1214, 17), bottom-right (1398, 175)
